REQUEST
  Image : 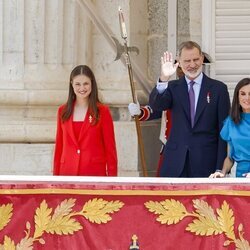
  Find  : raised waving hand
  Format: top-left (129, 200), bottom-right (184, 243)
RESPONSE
top-left (160, 51), bottom-right (179, 82)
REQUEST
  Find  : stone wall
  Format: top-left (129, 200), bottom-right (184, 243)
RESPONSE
top-left (0, 0), bottom-right (201, 176)
top-left (0, 0), bottom-right (160, 176)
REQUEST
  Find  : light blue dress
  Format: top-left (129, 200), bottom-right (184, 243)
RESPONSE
top-left (220, 113), bottom-right (250, 177)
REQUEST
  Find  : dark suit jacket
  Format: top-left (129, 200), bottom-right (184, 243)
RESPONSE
top-left (149, 74), bottom-right (230, 177)
top-left (53, 103), bottom-right (117, 176)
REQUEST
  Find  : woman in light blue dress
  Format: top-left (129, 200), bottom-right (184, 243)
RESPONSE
top-left (210, 78), bottom-right (250, 178)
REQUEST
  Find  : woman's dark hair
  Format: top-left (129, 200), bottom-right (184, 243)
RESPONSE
top-left (230, 77), bottom-right (250, 124)
top-left (61, 65), bottom-right (101, 123)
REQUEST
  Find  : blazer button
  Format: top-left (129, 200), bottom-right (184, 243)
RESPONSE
top-left (77, 149), bottom-right (80, 154)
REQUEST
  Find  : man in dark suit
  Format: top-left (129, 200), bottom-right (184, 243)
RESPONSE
top-left (149, 41), bottom-right (230, 177)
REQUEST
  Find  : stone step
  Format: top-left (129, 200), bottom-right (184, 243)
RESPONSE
top-left (0, 121), bottom-right (161, 176)
top-left (0, 120), bottom-right (55, 142)
top-left (0, 143), bottom-right (141, 176)
top-left (0, 143), bottom-right (54, 175)
top-left (0, 106), bottom-right (57, 121)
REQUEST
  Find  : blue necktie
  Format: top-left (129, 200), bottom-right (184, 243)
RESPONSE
top-left (189, 81), bottom-right (195, 127)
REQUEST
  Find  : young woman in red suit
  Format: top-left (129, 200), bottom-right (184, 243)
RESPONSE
top-left (53, 65), bottom-right (117, 176)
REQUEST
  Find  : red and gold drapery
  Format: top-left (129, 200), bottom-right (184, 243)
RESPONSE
top-left (0, 176), bottom-right (250, 250)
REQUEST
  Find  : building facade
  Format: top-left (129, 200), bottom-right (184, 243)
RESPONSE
top-left (0, 0), bottom-right (249, 176)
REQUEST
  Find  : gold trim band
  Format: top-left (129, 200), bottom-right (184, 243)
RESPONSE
top-left (1, 188), bottom-right (250, 196)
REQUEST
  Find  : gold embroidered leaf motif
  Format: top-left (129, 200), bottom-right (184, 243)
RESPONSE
top-left (238, 223), bottom-right (243, 232)
top-left (46, 215), bottom-right (82, 235)
top-left (193, 199), bottom-right (216, 220)
top-left (52, 199), bottom-right (76, 219)
top-left (235, 239), bottom-right (250, 250)
top-left (38, 238), bottom-right (45, 245)
top-left (0, 204), bottom-right (13, 231)
top-left (159, 199), bottom-right (187, 224)
top-left (16, 237), bottom-right (33, 250)
top-left (223, 240), bottom-right (231, 247)
top-left (3, 236), bottom-right (15, 250)
top-left (186, 216), bottom-right (222, 236)
top-left (217, 201), bottom-right (235, 240)
top-left (34, 200), bottom-right (52, 239)
top-left (145, 199), bottom-right (249, 249)
top-left (82, 198), bottom-right (124, 224)
top-left (190, 199), bottom-right (222, 235)
top-left (144, 201), bottom-right (168, 215)
top-left (145, 199), bottom-right (187, 225)
top-left (99, 200), bottom-right (124, 214)
top-left (46, 199), bottom-right (82, 235)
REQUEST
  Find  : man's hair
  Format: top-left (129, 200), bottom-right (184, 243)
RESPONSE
top-left (178, 41), bottom-right (202, 57)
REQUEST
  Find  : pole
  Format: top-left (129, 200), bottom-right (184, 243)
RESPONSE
top-left (118, 7), bottom-right (148, 177)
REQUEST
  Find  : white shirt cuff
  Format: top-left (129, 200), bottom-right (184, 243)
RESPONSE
top-left (156, 79), bottom-right (168, 94)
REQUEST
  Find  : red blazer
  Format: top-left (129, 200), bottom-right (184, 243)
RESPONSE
top-left (53, 103), bottom-right (117, 176)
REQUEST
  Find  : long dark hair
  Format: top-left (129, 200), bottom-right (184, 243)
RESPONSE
top-left (61, 65), bottom-right (101, 123)
top-left (231, 77), bottom-right (250, 124)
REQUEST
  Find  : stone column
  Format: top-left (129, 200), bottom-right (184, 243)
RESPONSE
top-left (148, 0), bottom-right (168, 81)
top-left (0, 0), bottom-right (24, 84)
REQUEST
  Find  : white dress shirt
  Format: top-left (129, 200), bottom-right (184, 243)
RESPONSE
top-left (156, 73), bottom-right (203, 112)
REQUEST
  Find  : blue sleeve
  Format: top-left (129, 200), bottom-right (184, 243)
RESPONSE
top-left (220, 116), bottom-right (234, 160)
top-left (220, 117), bottom-right (231, 142)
